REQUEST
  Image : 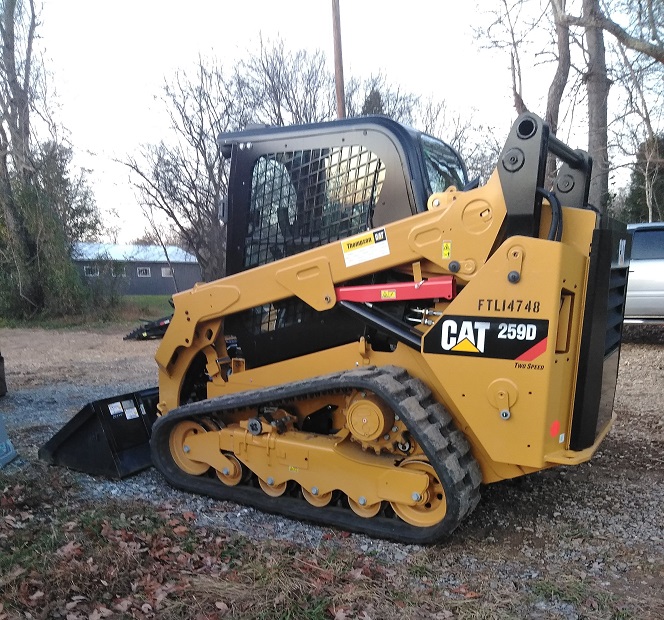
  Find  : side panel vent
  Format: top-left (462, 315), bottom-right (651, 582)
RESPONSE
top-left (570, 222), bottom-right (630, 451)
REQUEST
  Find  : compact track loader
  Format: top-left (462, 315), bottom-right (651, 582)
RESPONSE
top-left (40, 113), bottom-right (630, 543)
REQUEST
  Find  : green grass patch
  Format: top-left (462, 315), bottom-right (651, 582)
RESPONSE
top-left (0, 294), bottom-right (173, 329)
top-left (530, 577), bottom-right (588, 604)
top-left (78, 504), bottom-right (166, 539)
top-left (121, 295), bottom-right (173, 319)
top-left (0, 523), bottom-right (66, 572)
top-left (529, 576), bottom-right (632, 618)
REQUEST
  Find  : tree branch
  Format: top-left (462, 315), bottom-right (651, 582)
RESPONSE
top-left (564, 10), bottom-right (664, 63)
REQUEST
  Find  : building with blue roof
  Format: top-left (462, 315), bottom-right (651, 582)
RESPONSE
top-left (72, 242), bottom-right (202, 295)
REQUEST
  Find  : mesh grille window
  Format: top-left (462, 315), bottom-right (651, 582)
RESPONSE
top-left (244, 145), bottom-right (385, 270)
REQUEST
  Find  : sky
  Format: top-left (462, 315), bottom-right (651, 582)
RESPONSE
top-left (38, 1), bottom-right (530, 242)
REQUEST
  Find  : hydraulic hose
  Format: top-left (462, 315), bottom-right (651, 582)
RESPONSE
top-left (537, 187), bottom-right (563, 242)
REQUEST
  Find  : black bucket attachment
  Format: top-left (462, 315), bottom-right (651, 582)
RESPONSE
top-left (39, 387), bottom-right (160, 479)
top-left (124, 315), bottom-right (173, 341)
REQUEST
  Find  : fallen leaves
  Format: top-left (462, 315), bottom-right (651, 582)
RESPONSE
top-left (450, 584), bottom-right (482, 599)
top-left (0, 491), bottom-right (211, 619)
top-left (0, 565), bottom-right (26, 588)
top-left (57, 540), bottom-right (83, 559)
top-left (215, 600), bottom-right (229, 614)
top-left (3, 509), bottom-right (34, 529)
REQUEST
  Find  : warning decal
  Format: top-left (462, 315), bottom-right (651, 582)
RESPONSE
top-left (108, 401), bottom-right (124, 417)
top-left (342, 228), bottom-right (390, 267)
top-left (423, 315), bottom-right (549, 360)
top-left (108, 399), bottom-right (140, 420)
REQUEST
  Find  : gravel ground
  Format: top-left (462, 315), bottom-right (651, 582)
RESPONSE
top-left (1, 324), bottom-right (663, 617)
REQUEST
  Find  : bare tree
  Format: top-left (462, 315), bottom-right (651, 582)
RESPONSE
top-left (546, 0), bottom-right (572, 181)
top-left (131, 227), bottom-right (187, 248)
top-left (480, 1), bottom-right (569, 182)
top-left (623, 135), bottom-right (664, 222)
top-left (125, 60), bottom-right (230, 282)
top-left (477, 0), bottom-right (664, 213)
top-left (232, 37), bottom-right (336, 126)
top-left (345, 74), bottom-right (419, 124)
top-left (142, 208), bottom-right (181, 293)
top-left (126, 40), bottom-right (355, 283)
top-left (581, 0), bottom-right (611, 210)
top-left (608, 4), bottom-right (663, 221)
top-left (565, 0), bottom-right (664, 62)
top-left (128, 38), bottom-right (502, 285)
top-left (612, 48), bottom-right (663, 221)
top-left (556, 0), bottom-right (663, 210)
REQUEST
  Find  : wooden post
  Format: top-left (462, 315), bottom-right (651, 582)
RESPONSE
top-left (332, 0), bottom-right (346, 119)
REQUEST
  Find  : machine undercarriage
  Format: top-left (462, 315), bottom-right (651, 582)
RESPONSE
top-left (152, 366), bottom-right (481, 544)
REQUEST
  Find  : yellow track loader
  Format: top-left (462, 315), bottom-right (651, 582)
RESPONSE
top-left (40, 113), bottom-right (631, 543)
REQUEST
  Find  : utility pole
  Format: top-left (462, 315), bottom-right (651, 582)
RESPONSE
top-left (332, 0), bottom-right (346, 119)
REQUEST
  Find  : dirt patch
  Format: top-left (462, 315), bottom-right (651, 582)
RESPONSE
top-left (1, 326), bottom-right (159, 390)
top-left (0, 325), bottom-right (663, 619)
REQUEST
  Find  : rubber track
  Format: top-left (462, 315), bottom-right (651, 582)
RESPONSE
top-left (150, 366), bottom-right (482, 544)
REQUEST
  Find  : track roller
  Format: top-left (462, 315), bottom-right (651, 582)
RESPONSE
top-left (259, 478), bottom-right (288, 497)
top-left (348, 497), bottom-right (382, 518)
top-left (216, 454), bottom-right (243, 486)
top-left (302, 487), bottom-right (333, 507)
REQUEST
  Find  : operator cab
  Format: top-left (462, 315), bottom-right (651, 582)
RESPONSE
top-left (219, 116), bottom-right (467, 368)
top-left (221, 116), bottom-right (467, 276)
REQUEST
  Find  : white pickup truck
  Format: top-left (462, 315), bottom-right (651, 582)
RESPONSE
top-left (625, 222), bottom-right (664, 323)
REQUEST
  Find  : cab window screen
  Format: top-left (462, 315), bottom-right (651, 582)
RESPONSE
top-left (244, 146), bottom-right (385, 270)
top-left (631, 229), bottom-right (664, 260)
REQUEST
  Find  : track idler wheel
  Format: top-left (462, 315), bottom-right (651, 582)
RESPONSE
top-left (169, 421), bottom-right (210, 476)
top-left (390, 458), bottom-right (447, 527)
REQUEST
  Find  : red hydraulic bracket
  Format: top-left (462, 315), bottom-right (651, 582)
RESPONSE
top-left (335, 276), bottom-right (455, 303)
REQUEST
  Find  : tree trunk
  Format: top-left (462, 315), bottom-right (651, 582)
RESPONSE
top-left (0, 152), bottom-right (38, 310)
top-left (583, 0), bottom-right (611, 213)
top-left (0, 0), bottom-right (41, 313)
top-left (546, 1), bottom-right (572, 184)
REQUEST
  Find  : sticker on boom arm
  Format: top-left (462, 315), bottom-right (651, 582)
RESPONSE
top-left (423, 315), bottom-right (549, 360)
top-left (341, 229), bottom-right (390, 267)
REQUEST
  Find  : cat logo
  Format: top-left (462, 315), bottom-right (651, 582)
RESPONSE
top-left (423, 315), bottom-right (549, 359)
top-left (440, 319), bottom-right (490, 354)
